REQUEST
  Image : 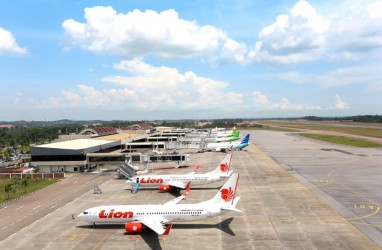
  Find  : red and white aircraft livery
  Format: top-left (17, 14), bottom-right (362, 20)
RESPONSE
top-left (126, 154), bottom-right (233, 192)
top-left (77, 173), bottom-right (240, 236)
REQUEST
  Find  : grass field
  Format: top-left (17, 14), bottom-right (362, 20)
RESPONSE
top-left (299, 133), bottom-right (382, 148)
top-left (0, 178), bottom-right (60, 203)
top-left (258, 120), bottom-right (382, 139)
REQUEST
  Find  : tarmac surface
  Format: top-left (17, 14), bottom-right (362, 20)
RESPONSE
top-left (252, 130), bottom-right (382, 248)
top-left (0, 131), bottom-right (381, 249)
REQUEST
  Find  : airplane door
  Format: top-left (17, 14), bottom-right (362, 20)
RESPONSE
top-left (207, 210), bottom-right (212, 217)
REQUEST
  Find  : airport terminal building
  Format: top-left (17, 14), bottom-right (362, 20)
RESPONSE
top-left (31, 139), bottom-right (123, 173)
top-left (30, 128), bottom-right (190, 173)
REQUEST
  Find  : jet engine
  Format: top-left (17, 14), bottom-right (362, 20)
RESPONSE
top-left (125, 222), bottom-right (144, 233)
top-left (159, 185), bottom-right (171, 192)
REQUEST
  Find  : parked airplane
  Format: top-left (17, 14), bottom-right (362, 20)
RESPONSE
top-left (208, 128), bottom-right (238, 138)
top-left (77, 173), bottom-right (240, 236)
top-left (204, 134), bottom-right (250, 152)
top-left (206, 130), bottom-right (240, 142)
top-left (126, 154), bottom-right (233, 192)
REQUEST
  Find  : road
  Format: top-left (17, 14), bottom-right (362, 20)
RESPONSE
top-left (0, 172), bottom-right (114, 241)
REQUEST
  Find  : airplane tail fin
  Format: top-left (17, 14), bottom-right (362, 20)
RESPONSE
top-left (210, 154), bottom-right (232, 176)
top-left (204, 173), bottom-right (239, 207)
top-left (240, 134), bottom-right (250, 144)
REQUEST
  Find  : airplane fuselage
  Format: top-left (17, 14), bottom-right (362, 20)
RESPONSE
top-left (79, 204), bottom-right (225, 224)
top-left (132, 174), bottom-right (223, 187)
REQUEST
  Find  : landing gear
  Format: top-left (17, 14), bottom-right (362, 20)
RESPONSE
top-left (92, 223), bottom-right (96, 228)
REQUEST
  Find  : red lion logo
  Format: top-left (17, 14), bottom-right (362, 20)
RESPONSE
top-left (220, 163), bottom-right (229, 172)
top-left (220, 187), bottom-right (234, 202)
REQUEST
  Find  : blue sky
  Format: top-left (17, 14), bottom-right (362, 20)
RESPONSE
top-left (1, 0), bottom-right (382, 121)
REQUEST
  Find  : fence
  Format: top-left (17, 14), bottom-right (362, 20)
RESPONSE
top-left (0, 173), bottom-right (65, 179)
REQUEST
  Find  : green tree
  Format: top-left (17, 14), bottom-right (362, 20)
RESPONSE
top-left (4, 184), bottom-right (14, 199)
top-left (11, 177), bottom-right (20, 190)
top-left (21, 179), bottom-right (29, 193)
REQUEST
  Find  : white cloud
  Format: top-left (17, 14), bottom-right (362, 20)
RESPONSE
top-left (245, 0), bottom-right (382, 64)
top-left (247, 0), bottom-right (329, 64)
top-left (0, 27), bottom-right (27, 55)
top-left (317, 65), bottom-right (382, 88)
top-left (251, 91), bottom-right (321, 110)
top-left (62, 7), bottom-right (229, 59)
top-left (327, 3), bottom-right (382, 59)
top-left (252, 91), bottom-right (269, 106)
top-left (368, 2), bottom-right (382, 18)
top-left (60, 2), bottom-right (382, 66)
top-left (220, 38), bottom-right (247, 64)
top-left (333, 94), bottom-right (348, 109)
top-left (42, 60), bottom-right (244, 111)
top-left (251, 91), bottom-right (347, 111)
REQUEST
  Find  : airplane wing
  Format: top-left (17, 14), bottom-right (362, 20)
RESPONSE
top-left (166, 181), bottom-right (187, 189)
top-left (163, 195), bottom-right (187, 206)
top-left (138, 216), bottom-right (167, 235)
top-left (163, 182), bottom-right (191, 206)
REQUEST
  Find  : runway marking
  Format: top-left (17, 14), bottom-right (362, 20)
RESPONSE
top-left (32, 205), bottom-right (41, 210)
top-left (328, 165), bottom-right (382, 207)
top-left (311, 179), bottom-right (333, 187)
top-left (93, 233), bottom-right (110, 250)
top-left (354, 204), bottom-right (379, 210)
top-left (253, 184), bottom-right (285, 249)
top-left (68, 228), bottom-right (86, 241)
top-left (50, 205), bottom-right (56, 209)
top-left (15, 206), bottom-right (24, 211)
top-left (348, 206), bottom-right (380, 221)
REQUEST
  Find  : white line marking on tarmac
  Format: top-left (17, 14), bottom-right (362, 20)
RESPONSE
top-left (50, 205), bottom-right (56, 209)
top-left (32, 205), bottom-right (41, 210)
top-left (15, 206), bottom-right (24, 211)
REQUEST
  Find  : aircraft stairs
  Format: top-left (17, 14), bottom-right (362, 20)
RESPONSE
top-left (118, 161), bottom-right (137, 179)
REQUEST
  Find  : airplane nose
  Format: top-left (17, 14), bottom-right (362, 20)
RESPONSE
top-left (126, 179), bottom-right (135, 186)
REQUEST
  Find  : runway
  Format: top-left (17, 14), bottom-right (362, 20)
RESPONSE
top-left (252, 130), bottom-right (382, 248)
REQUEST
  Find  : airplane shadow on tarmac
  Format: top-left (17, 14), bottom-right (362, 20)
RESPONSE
top-left (78, 217), bottom-right (236, 250)
top-left (125, 187), bottom-right (221, 198)
top-left (171, 217), bottom-right (236, 236)
top-left (134, 217), bottom-right (236, 250)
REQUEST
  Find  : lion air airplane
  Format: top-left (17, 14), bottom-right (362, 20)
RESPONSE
top-left (77, 173), bottom-right (240, 236)
top-left (126, 154), bottom-right (233, 192)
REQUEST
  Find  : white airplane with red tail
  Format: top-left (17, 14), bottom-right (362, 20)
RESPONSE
top-left (126, 154), bottom-right (233, 192)
top-left (77, 173), bottom-right (240, 236)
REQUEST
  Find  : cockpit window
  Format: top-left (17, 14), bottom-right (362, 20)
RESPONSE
top-left (83, 212), bottom-right (88, 214)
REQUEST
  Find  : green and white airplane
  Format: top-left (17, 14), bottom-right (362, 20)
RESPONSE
top-left (206, 130), bottom-right (241, 142)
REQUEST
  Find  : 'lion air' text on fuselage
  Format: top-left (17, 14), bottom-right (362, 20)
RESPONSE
top-left (140, 178), bottom-right (164, 184)
top-left (99, 209), bottom-right (133, 219)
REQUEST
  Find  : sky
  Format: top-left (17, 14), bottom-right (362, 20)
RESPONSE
top-left (1, 0), bottom-right (382, 121)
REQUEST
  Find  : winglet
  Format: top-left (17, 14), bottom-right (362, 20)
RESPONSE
top-left (163, 224), bottom-right (172, 236)
top-left (183, 181), bottom-right (191, 198)
top-left (194, 164), bottom-right (200, 173)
